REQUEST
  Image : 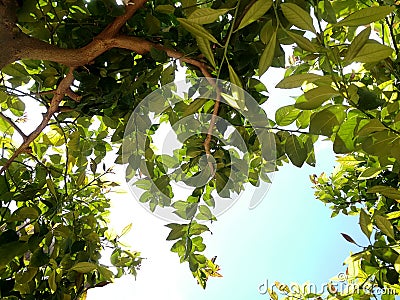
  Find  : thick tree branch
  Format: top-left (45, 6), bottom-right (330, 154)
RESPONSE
top-left (0, 111), bottom-right (27, 140)
top-left (0, 67), bottom-right (75, 174)
top-left (0, 0), bottom-right (220, 175)
top-left (0, 0), bottom-right (149, 68)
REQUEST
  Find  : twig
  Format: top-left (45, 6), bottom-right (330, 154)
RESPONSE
top-left (0, 111), bottom-right (27, 140)
top-left (66, 88), bottom-right (81, 102)
top-left (203, 88), bottom-right (220, 175)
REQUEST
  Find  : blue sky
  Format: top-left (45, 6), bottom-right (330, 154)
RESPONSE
top-left (87, 67), bottom-right (366, 299)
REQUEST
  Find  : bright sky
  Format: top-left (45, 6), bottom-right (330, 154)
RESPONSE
top-left (86, 67), bottom-right (365, 299)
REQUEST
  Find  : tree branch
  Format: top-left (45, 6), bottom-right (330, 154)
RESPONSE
top-left (0, 67), bottom-right (76, 174)
top-left (0, 0), bottom-right (220, 175)
top-left (0, 111), bottom-right (27, 140)
top-left (0, 0), bottom-right (150, 68)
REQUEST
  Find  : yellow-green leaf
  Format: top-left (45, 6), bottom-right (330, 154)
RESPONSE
top-left (358, 167), bottom-right (383, 180)
top-left (221, 92), bottom-right (243, 110)
top-left (236, 0), bottom-right (273, 31)
top-left (285, 30), bottom-right (319, 52)
top-left (259, 31), bottom-right (277, 76)
top-left (367, 185), bottom-right (400, 200)
top-left (70, 262), bottom-right (97, 273)
top-left (351, 41), bottom-right (393, 63)
top-left (359, 209), bottom-right (372, 239)
top-left (281, 3), bottom-right (316, 33)
top-left (228, 64), bottom-right (245, 107)
top-left (335, 5), bottom-right (395, 27)
top-left (260, 19), bottom-right (274, 44)
top-left (295, 86), bottom-right (339, 110)
top-left (357, 119), bottom-right (386, 136)
top-left (374, 214), bottom-right (395, 240)
top-left (344, 26), bottom-right (371, 62)
top-left (48, 270), bottom-right (57, 293)
top-left (387, 211), bottom-right (400, 220)
top-left (183, 98), bottom-right (208, 117)
top-left (196, 36), bottom-right (216, 68)
top-left (276, 73), bottom-right (323, 89)
top-left (228, 64), bottom-right (242, 88)
top-left (177, 18), bottom-right (219, 44)
top-left (120, 223), bottom-right (132, 237)
top-left (188, 8), bottom-right (231, 24)
top-left (46, 178), bottom-right (58, 198)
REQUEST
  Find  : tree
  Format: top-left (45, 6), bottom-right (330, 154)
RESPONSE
top-left (1, 0), bottom-right (400, 298)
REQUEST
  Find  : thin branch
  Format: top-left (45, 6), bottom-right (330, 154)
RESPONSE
top-left (66, 88), bottom-right (81, 102)
top-left (0, 111), bottom-right (27, 140)
top-left (36, 89), bottom-right (56, 96)
top-left (0, 67), bottom-right (76, 174)
top-left (203, 88), bottom-right (220, 175)
top-left (57, 106), bottom-right (75, 113)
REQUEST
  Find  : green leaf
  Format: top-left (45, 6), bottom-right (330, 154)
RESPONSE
top-left (335, 6), bottom-right (395, 27)
top-left (281, 3), bottom-right (316, 33)
top-left (155, 5), bottom-right (175, 14)
top-left (333, 111), bottom-right (360, 153)
top-left (184, 236), bottom-right (192, 259)
top-left (166, 223), bottom-right (187, 240)
top-left (284, 30), bottom-right (319, 52)
top-left (228, 64), bottom-right (245, 104)
top-left (145, 13), bottom-right (161, 35)
top-left (275, 105), bottom-right (301, 126)
top-left (183, 98), bottom-right (208, 117)
top-left (2, 63), bottom-right (29, 78)
top-left (374, 214), bottom-right (395, 240)
top-left (48, 270), bottom-right (57, 293)
top-left (351, 41), bottom-right (394, 63)
top-left (160, 154), bottom-right (179, 168)
top-left (344, 27), bottom-right (371, 62)
top-left (276, 73), bottom-right (322, 89)
top-left (221, 92), bottom-right (243, 110)
top-left (196, 37), bottom-right (216, 68)
top-left (358, 167), bottom-right (383, 180)
top-left (177, 18), bottom-right (219, 44)
top-left (359, 210), bottom-right (372, 239)
top-left (395, 256), bottom-right (400, 274)
top-left (295, 86), bottom-right (340, 110)
top-left (260, 20), bottom-right (274, 44)
top-left (362, 131), bottom-right (397, 156)
top-left (188, 8), bottom-right (230, 24)
top-left (323, 0), bottom-right (336, 23)
top-left (285, 134), bottom-right (307, 167)
top-left (228, 64), bottom-right (242, 88)
top-left (70, 262), bottom-right (97, 273)
top-left (357, 119), bottom-right (386, 136)
top-left (259, 30), bottom-right (277, 76)
top-left (367, 185), bottom-right (400, 200)
top-left (309, 106), bottom-right (345, 136)
top-left (236, 0), bottom-right (273, 31)
top-left (12, 206), bottom-right (39, 221)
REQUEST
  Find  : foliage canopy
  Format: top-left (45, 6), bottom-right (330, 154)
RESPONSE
top-left (2, 0), bottom-right (400, 298)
